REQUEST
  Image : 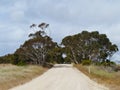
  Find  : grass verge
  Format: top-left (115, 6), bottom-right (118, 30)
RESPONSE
top-left (75, 64), bottom-right (120, 90)
top-left (0, 64), bottom-right (48, 90)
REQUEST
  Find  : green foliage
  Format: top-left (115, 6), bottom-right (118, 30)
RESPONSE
top-left (15, 29), bottom-right (58, 66)
top-left (63, 57), bottom-right (71, 64)
top-left (0, 28), bottom-right (118, 67)
top-left (17, 60), bottom-right (26, 66)
top-left (10, 54), bottom-right (26, 66)
top-left (100, 60), bottom-right (116, 66)
top-left (47, 47), bottom-right (64, 64)
top-left (81, 60), bottom-right (91, 65)
top-left (10, 54), bottom-right (19, 65)
top-left (61, 31), bottom-right (119, 64)
top-left (0, 54), bottom-right (26, 66)
top-left (0, 54), bottom-right (14, 64)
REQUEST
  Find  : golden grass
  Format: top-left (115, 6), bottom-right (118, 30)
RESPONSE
top-left (75, 64), bottom-right (120, 90)
top-left (0, 64), bottom-right (47, 90)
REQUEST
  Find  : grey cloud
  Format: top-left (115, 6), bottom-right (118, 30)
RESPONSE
top-left (0, 43), bottom-right (21, 56)
top-left (0, 24), bottom-right (28, 43)
top-left (0, 0), bottom-right (120, 60)
top-left (26, 0), bottom-right (120, 26)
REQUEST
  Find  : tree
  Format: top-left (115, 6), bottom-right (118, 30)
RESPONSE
top-left (15, 23), bottom-right (57, 66)
top-left (47, 46), bottom-right (64, 64)
top-left (61, 31), bottom-right (119, 64)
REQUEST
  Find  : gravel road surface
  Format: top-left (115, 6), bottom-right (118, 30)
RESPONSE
top-left (10, 64), bottom-right (109, 90)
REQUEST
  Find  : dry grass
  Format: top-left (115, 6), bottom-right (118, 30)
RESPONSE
top-left (75, 64), bottom-right (120, 90)
top-left (0, 64), bottom-right (47, 90)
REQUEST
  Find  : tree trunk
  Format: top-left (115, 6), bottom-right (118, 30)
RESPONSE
top-left (70, 47), bottom-right (78, 64)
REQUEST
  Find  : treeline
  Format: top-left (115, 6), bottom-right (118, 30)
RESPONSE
top-left (0, 23), bottom-right (119, 67)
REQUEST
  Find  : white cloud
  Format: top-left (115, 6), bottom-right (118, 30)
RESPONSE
top-left (0, 42), bottom-right (22, 56)
top-left (0, 26), bottom-right (26, 42)
top-left (10, 1), bottom-right (27, 21)
top-left (28, 0), bottom-right (120, 26)
top-left (0, 0), bottom-right (120, 61)
top-left (10, 11), bottom-right (25, 21)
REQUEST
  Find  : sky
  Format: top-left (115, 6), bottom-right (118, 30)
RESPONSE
top-left (0, 0), bottom-right (120, 61)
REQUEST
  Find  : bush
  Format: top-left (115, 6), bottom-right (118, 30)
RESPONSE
top-left (11, 54), bottom-right (27, 66)
top-left (0, 54), bottom-right (14, 64)
top-left (82, 59), bottom-right (91, 65)
top-left (100, 60), bottom-right (116, 66)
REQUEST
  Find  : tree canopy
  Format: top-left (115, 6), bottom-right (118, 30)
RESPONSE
top-left (61, 31), bottom-right (118, 64)
top-left (14, 23), bottom-right (57, 66)
top-left (0, 25), bottom-right (119, 66)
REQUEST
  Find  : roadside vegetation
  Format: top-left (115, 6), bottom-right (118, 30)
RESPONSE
top-left (0, 23), bottom-right (119, 89)
top-left (0, 64), bottom-right (47, 90)
top-left (0, 23), bottom-right (118, 66)
top-left (75, 64), bottom-right (120, 90)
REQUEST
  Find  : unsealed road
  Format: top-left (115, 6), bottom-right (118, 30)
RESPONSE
top-left (10, 64), bottom-right (109, 90)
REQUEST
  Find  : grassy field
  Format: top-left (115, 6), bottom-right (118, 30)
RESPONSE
top-left (75, 64), bottom-right (120, 90)
top-left (0, 64), bottom-right (47, 90)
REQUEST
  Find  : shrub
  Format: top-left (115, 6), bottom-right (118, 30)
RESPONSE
top-left (82, 59), bottom-right (91, 65)
top-left (101, 60), bottom-right (116, 66)
top-left (12, 54), bottom-right (27, 66)
top-left (0, 54), bottom-right (14, 64)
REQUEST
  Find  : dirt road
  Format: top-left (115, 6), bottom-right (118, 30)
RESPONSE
top-left (10, 64), bottom-right (109, 90)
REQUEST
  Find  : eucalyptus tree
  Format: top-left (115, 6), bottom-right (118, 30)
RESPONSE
top-left (15, 23), bottom-right (57, 66)
top-left (61, 31), bottom-right (119, 64)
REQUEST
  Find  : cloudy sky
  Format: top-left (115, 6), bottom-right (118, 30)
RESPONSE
top-left (0, 0), bottom-right (120, 61)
